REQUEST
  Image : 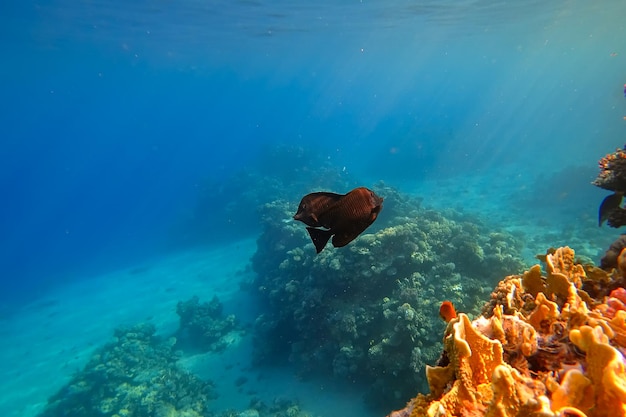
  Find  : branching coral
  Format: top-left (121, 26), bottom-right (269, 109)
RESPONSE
top-left (388, 247), bottom-right (626, 417)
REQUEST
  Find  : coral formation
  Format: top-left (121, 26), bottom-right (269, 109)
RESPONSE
top-left (593, 146), bottom-right (626, 228)
top-left (176, 295), bottom-right (242, 352)
top-left (36, 303), bottom-right (316, 417)
top-left (388, 246), bottom-right (626, 417)
top-left (605, 287), bottom-right (626, 318)
top-left (37, 323), bottom-right (216, 417)
top-left (600, 235), bottom-right (626, 270)
top-left (594, 146), bottom-right (626, 193)
top-left (251, 184), bottom-right (527, 408)
top-left (216, 398), bottom-right (318, 417)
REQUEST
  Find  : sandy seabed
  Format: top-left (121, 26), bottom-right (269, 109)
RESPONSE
top-left (0, 238), bottom-right (375, 417)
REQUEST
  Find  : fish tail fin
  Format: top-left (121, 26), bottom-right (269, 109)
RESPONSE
top-left (306, 227), bottom-right (333, 254)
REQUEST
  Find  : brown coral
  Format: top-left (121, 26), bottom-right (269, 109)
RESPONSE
top-left (593, 146), bottom-right (626, 192)
top-left (601, 237), bottom-right (626, 270)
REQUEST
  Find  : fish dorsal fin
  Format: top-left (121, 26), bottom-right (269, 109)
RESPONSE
top-left (306, 227), bottom-right (333, 254)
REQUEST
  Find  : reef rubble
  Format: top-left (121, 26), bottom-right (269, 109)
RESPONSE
top-left (387, 246), bottom-right (626, 417)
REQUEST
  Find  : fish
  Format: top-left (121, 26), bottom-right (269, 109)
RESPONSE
top-left (599, 192), bottom-right (623, 226)
top-left (439, 301), bottom-right (457, 323)
top-left (293, 187), bottom-right (383, 253)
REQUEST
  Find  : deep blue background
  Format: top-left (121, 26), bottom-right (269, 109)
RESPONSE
top-left (1, 0), bottom-right (626, 305)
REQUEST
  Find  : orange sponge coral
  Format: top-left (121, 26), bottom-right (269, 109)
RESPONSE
top-left (551, 369), bottom-right (594, 414)
top-left (388, 247), bottom-right (626, 417)
top-left (570, 325), bottom-right (626, 417)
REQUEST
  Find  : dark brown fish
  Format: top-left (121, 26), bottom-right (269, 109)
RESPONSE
top-left (293, 187), bottom-right (383, 253)
top-left (599, 192), bottom-right (623, 226)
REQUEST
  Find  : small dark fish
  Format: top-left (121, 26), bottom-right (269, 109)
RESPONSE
top-left (293, 187), bottom-right (383, 253)
top-left (599, 192), bottom-right (623, 226)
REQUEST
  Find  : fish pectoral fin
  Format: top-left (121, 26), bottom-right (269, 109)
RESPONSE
top-left (306, 227), bottom-right (333, 254)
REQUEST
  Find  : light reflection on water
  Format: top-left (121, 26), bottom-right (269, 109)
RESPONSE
top-left (23, 0), bottom-right (574, 48)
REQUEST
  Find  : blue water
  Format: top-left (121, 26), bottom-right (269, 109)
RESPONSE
top-left (1, 0), bottom-right (626, 415)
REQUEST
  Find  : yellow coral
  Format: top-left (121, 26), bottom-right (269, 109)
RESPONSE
top-left (546, 247), bottom-right (585, 290)
top-left (528, 292), bottom-right (559, 333)
top-left (522, 248), bottom-right (587, 305)
top-left (608, 310), bottom-right (626, 347)
top-left (425, 364), bottom-right (455, 398)
top-left (389, 247), bottom-right (626, 417)
top-left (560, 283), bottom-right (590, 329)
top-left (453, 314), bottom-right (503, 386)
top-left (522, 265), bottom-right (544, 298)
top-left (417, 313), bottom-right (549, 417)
top-left (491, 305), bottom-right (537, 357)
top-left (421, 314), bottom-right (504, 415)
top-left (551, 369), bottom-right (594, 414)
top-left (486, 364), bottom-right (550, 417)
top-left (570, 325), bottom-right (626, 417)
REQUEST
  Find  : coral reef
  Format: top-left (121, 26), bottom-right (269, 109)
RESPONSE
top-left (593, 146), bottom-right (626, 228)
top-left (388, 246), bottom-right (626, 417)
top-left (175, 295), bottom-right (243, 352)
top-left (217, 398), bottom-right (318, 417)
top-left (250, 184), bottom-right (527, 409)
top-left (37, 323), bottom-right (216, 417)
top-left (600, 234), bottom-right (626, 270)
top-left (594, 146), bottom-right (626, 193)
top-left (36, 303), bottom-right (317, 417)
